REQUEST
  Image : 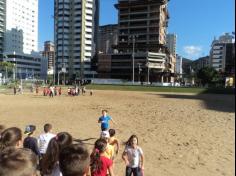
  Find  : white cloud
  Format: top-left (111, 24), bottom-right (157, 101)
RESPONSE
top-left (183, 45), bottom-right (203, 59)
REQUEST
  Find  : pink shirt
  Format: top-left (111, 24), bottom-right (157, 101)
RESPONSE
top-left (91, 156), bottom-right (113, 176)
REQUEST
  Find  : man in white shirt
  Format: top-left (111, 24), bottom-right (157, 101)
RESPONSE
top-left (38, 123), bottom-right (56, 155)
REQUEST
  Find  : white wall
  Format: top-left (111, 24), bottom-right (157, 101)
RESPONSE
top-left (5, 0), bottom-right (38, 54)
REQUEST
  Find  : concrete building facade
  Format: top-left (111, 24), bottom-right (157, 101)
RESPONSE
top-left (210, 33), bottom-right (235, 73)
top-left (4, 0), bottom-right (38, 54)
top-left (0, 0), bottom-right (5, 56)
top-left (42, 41), bottom-right (55, 75)
top-left (54, 0), bottom-right (99, 81)
top-left (3, 51), bottom-right (47, 80)
top-left (176, 54), bottom-right (182, 76)
top-left (166, 33), bottom-right (177, 57)
top-left (192, 56), bottom-right (209, 71)
top-left (98, 0), bottom-right (173, 82)
top-left (98, 24), bottom-right (118, 54)
top-left (0, 0), bottom-right (48, 80)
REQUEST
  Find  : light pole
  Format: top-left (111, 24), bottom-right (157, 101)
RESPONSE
top-left (137, 63), bottom-right (142, 83)
top-left (146, 62), bottom-right (150, 84)
top-left (129, 35), bottom-right (138, 84)
top-left (58, 70), bottom-right (62, 85)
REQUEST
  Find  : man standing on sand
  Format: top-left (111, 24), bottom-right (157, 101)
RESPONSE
top-left (13, 86), bottom-right (16, 95)
top-left (98, 110), bottom-right (116, 131)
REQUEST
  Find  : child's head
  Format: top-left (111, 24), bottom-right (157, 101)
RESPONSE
top-left (0, 127), bottom-right (22, 151)
top-left (0, 147), bottom-right (37, 176)
top-left (100, 131), bottom-right (110, 143)
top-left (95, 138), bottom-right (107, 153)
top-left (59, 144), bottom-right (90, 176)
top-left (101, 109), bottom-right (108, 116)
top-left (109, 129), bottom-right (116, 137)
top-left (90, 138), bottom-right (108, 173)
top-left (24, 125), bottom-right (36, 136)
top-left (126, 135), bottom-right (139, 147)
top-left (41, 132), bottom-right (73, 175)
top-left (44, 123), bottom-right (52, 133)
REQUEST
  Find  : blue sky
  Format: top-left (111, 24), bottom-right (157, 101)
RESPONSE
top-left (39, 0), bottom-right (235, 60)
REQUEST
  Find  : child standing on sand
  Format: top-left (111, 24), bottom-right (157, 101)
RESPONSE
top-left (90, 138), bottom-right (115, 176)
top-left (109, 129), bottom-right (120, 156)
top-left (122, 135), bottom-right (144, 176)
top-left (98, 110), bottom-right (116, 131)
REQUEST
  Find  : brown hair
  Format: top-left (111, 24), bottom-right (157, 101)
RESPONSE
top-left (90, 138), bottom-right (107, 174)
top-left (0, 125), bottom-right (5, 134)
top-left (59, 144), bottom-right (90, 176)
top-left (102, 109), bottom-right (108, 113)
top-left (0, 127), bottom-right (22, 151)
top-left (125, 135), bottom-right (139, 146)
top-left (0, 147), bottom-right (37, 176)
top-left (41, 132), bottom-right (73, 175)
top-left (44, 123), bottom-right (52, 133)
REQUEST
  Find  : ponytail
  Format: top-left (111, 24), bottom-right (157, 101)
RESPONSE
top-left (90, 138), bottom-right (107, 174)
top-left (41, 132), bottom-right (72, 175)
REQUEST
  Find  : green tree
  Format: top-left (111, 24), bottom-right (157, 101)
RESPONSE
top-left (0, 61), bottom-right (15, 78)
top-left (196, 67), bottom-right (219, 86)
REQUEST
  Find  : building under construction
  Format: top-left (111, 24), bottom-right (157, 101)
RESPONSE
top-left (98, 0), bottom-right (175, 82)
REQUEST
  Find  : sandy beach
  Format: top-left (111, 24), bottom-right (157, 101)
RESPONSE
top-left (0, 90), bottom-right (235, 176)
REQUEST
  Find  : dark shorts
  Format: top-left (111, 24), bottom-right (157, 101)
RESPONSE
top-left (126, 167), bottom-right (141, 176)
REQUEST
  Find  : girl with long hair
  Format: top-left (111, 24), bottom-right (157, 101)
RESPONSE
top-left (90, 138), bottom-right (115, 176)
top-left (41, 132), bottom-right (72, 176)
top-left (122, 135), bottom-right (144, 176)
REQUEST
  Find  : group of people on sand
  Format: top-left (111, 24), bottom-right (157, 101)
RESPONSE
top-left (67, 86), bottom-right (92, 96)
top-left (43, 86), bottom-right (62, 97)
top-left (0, 110), bottom-right (144, 176)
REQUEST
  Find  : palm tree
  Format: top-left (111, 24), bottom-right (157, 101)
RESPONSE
top-left (0, 61), bottom-right (15, 80)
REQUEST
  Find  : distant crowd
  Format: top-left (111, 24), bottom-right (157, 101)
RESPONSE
top-left (0, 110), bottom-right (144, 176)
top-left (13, 85), bottom-right (93, 97)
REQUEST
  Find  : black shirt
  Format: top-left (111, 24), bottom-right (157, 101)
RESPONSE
top-left (23, 136), bottom-right (41, 156)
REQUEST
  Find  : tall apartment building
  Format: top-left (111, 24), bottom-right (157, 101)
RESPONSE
top-left (42, 41), bottom-right (55, 75)
top-left (98, 24), bottom-right (118, 54)
top-left (1, 0), bottom-right (47, 80)
top-left (0, 0), bottom-right (5, 57)
top-left (4, 0), bottom-right (38, 54)
top-left (104, 0), bottom-right (172, 82)
top-left (54, 0), bottom-right (99, 81)
top-left (176, 54), bottom-right (182, 76)
top-left (166, 33), bottom-right (177, 57)
top-left (210, 33), bottom-right (235, 73)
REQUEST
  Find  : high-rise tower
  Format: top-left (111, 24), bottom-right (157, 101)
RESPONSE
top-left (54, 0), bottom-right (99, 81)
top-left (4, 0), bottom-right (38, 54)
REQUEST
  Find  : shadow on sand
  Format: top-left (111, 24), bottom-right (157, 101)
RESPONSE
top-left (73, 137), bottom-right (97, 145)
top-left (150, 93), bottom-right (235, 113)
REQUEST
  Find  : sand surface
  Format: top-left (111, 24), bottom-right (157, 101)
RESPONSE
top-left (0, 89), bottom-right (235, 176)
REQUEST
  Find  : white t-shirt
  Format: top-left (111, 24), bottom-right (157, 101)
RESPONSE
top-left (124, 146), bottom-right (143, 168)
top-left (38, 132), bottom-right (56, 154)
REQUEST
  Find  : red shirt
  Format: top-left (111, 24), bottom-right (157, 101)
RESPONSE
top-left (91, 156), bottom-right (113, 176)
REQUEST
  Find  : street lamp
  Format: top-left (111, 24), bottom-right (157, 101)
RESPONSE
top-left (137, 63), bottom-right (142, 83)
top-left (146, 62), bottom-right (150, 84)
top-left (129, 35), bottom-right (138, 84)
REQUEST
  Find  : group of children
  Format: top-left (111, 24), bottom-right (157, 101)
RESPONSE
top-left (0, 109), bottom-right (144, 176)
top-left (96, 109), bottom-right (144, 176)
top-left (43, 86), bottom-right (62, 97)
